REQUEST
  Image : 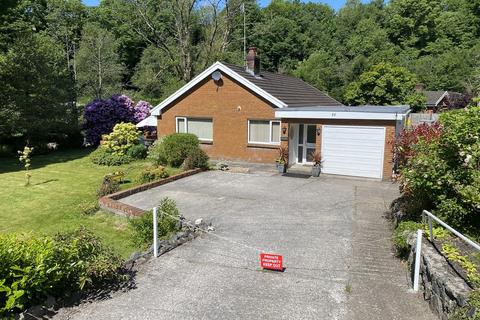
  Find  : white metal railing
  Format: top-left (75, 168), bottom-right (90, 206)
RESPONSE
top-left (412, 210), bottom-right (480, 292)
top-left (422, 210), bottom-right (480, 251)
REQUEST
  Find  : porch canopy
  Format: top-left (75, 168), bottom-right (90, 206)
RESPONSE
top-left (136, 115), bottom-right (157, 128)
top-left (275, 105), bottom-right (410, 120)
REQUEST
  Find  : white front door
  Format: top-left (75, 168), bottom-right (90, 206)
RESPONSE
top-left (291, 124), bottom-right (317, 164)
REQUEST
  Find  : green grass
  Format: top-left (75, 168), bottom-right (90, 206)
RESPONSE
top-left (0, 148), bottom-right (181, 257)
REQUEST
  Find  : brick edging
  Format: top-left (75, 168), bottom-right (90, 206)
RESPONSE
top-left (99, 168), bottom-right (204, 217)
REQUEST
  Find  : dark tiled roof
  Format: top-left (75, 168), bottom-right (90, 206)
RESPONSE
top-left (424, 91), bottom-right (447, 107)
top-left (224, 63), bottom-right (343, 108)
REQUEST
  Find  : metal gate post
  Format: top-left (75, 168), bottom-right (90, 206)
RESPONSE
top-left (413, 229), bottom-right (423, 292)
top-left (153, 207), bottom-right (158, 258)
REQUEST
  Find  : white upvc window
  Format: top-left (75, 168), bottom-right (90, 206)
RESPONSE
top-left (176, 117), bottom-right (213, 142)
top-left (248, 120), bottom-right (281, 145)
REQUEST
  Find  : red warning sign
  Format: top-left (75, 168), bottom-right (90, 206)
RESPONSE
top-left (260, 253), bottom-right (283, 271)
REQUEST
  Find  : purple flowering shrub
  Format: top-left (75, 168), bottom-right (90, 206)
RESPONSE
top-left (83, 95), bottom-right (151, 145)
top-left (134, 101), bottom-right (151, 123)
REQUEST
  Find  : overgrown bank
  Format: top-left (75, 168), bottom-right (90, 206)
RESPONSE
top-left (391, 107), bottom-right (480, 318)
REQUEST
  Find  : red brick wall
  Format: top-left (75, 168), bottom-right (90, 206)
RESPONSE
top-left (157, 74), bottom-right (280, 163)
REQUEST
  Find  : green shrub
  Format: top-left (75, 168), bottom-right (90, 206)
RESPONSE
top-left (102, 122), bottom-right (140, 156)
top-left (129, 197), bottom-right (180, 248)
top-left (90, 146), bottom-right (133, 166)
top-left (393, 221), bottom-right (422, 258)
top-left (0, 228), bottom-right (122, 316)
top-left (423, 226), bottom-right (450, 240)
top-left (182, 147), bottom-right (209, 170)
top-left (137, 166), bottom-right (169, 184)
top-left (147, 138), bottom-right (167, 166)
top-left (147, 133), bottom-right (199, 167)
top-left (126, 143), bottom-right (147, 159)
top-left (400, 107), bottom-right (480, 232)
top-left (97, 176), bottom-right (120, 197)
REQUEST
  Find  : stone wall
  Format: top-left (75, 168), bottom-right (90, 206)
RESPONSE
top-left (407, 234), bottom-right (472, 319)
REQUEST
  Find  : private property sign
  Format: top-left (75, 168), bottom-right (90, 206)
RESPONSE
top-left (260, 253), bottom-right (283, 271)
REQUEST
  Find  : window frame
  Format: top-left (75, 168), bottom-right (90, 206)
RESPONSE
top-left (247, 119), bottom-right (281, 145)
top-left (175, 117), bottom-right (213, 142)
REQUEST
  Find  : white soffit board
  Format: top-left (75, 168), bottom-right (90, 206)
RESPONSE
top-left (321, 125), bottom-right (386, 179)
top-left (275, 110), bottom-right (404, 120)
top-left (151, 62), bottom-right (287, 115)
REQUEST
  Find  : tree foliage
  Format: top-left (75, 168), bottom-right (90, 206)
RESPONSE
top-left (77, 23), bottom-right (124, 100)
top-left (0, 32), bottom-right (75, 147)
top-left (344, 63), bottom-right (426, 111)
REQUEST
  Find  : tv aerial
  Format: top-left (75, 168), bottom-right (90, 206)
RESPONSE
top-left (212, 71), bottom-right (222, 82)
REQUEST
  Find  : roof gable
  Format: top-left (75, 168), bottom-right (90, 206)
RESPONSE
top-left (151, 62), bottom-right (287, 115)
top-left (424, 91), bottom-right (448, 107)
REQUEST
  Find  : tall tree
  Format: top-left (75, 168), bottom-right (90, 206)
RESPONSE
top-left (0, 0), bottom-right (48, 52)
top-left (45, 0), bottom-right (86, 81)
top-left (344, 62), bottom-right (426, 111)
top-left (0, 33), bottom-right (73, 145)
top-left (113, 0), bottom-right (243, 82)
top-left (294, 50), bottom-right (343, 100)
top-left (386, 0), bottom-right (441, 51)
top-left (76, 23), bottom-right (125, 100)
top-left (131, 45), bottom-right (184, 104)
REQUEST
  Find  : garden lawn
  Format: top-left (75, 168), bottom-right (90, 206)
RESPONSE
top-left (0, 148), bottom-right (181, 257)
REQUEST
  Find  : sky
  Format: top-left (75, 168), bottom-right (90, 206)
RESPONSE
top-left (81, 0), bottom-right (368, 11)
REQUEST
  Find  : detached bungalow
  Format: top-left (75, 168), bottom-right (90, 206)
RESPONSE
top-left (151, 48), bottom-right (409, 180)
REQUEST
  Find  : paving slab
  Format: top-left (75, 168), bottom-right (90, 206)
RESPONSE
top-left (52, 171), bottom-right (436, 320)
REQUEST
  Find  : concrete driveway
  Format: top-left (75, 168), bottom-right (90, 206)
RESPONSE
top-left (54, 171), bottom-right (435, 320)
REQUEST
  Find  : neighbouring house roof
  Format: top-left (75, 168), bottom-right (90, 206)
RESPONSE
top-left (224, 64), bottom-right (343, 108)
top-left (275, 105), bottom-right (410, 121)
top-left (151, 61), bottom-right (342, 116)
top-left (424, 91), bottom-right (448, 107)
top-left (136, 116), bottom-right (157, 128)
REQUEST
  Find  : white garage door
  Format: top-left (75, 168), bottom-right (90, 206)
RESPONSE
top-left (321, 125), bottom-right (386, 179)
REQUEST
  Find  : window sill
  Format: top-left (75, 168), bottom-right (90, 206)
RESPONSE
top-left (247, 143), bottom-right (280, 149)
top-left (200, 140), bottom-right (213, 145)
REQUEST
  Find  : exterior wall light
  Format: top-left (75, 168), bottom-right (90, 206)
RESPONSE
top-left (282, 127), bottom-right (287, 135)
top-left (316, 127), bottom-right (321, 136)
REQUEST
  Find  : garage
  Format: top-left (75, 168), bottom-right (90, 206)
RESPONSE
top-left (321, 125), bottom-right (385, 179)
top-left (275, 105), bottom-right (410, 180)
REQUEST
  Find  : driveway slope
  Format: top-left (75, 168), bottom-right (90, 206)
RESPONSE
top-left (53, 171), bottom-right (435, 320)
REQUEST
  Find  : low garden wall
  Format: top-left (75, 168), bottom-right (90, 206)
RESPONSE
top-left (99, 168), bottom-right (203, 216)
top-left (407, 234), bottom-right (472, 319)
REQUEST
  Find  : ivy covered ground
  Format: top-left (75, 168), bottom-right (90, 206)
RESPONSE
top-left (0, 148), bottom-right (181, 257)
